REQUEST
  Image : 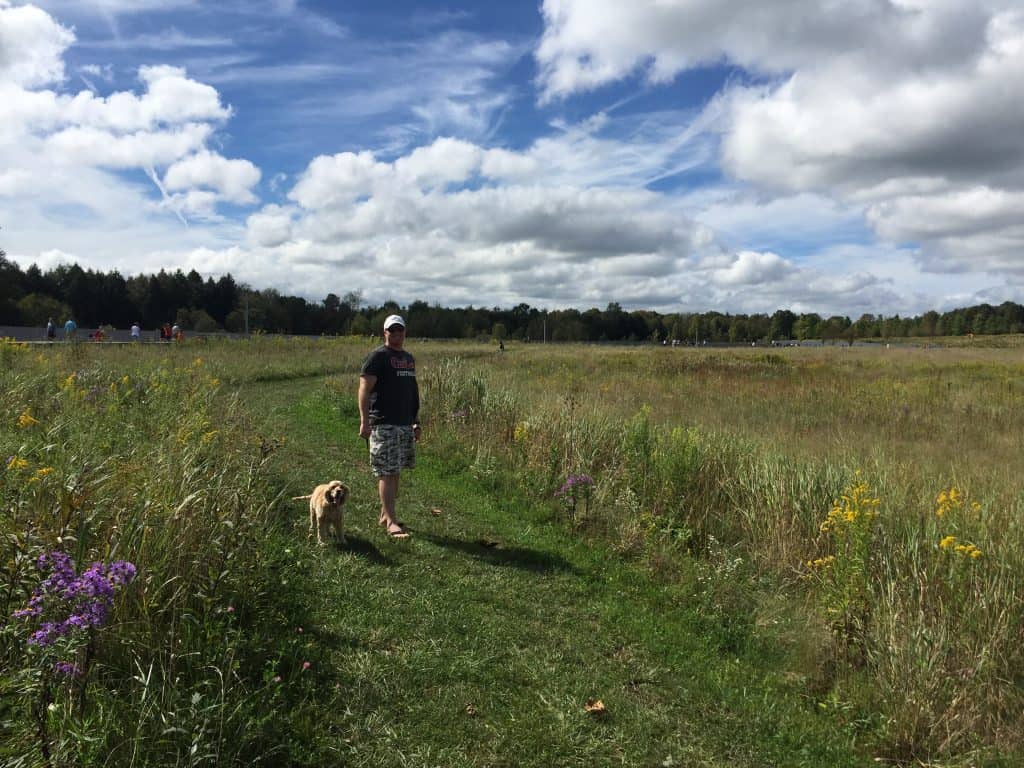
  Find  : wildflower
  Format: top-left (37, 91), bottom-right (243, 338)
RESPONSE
top-left (302, 661), bottom-right (311, 671)
top-left (17, 409), bottom-right (39, 429)
top-left (555, 474), bottom-right (595, 497)
top-left (6, 456), bottom-right (29, 471)
top-left (35, 467), bottom-right (54, 479)
top-left (12, 553), bottom-right (136, 647)
top-left (226, 606), bottom-right (235, 613)
top-left (939, 535), bottom-right (956, 549)
top-left (54, 661), bottom-right (81, 677)
top-left (272, 675), bottom-right (282, 683)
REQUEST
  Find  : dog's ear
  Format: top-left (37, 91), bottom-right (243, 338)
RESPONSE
top-left (339, 483), bottom-right (349, 501)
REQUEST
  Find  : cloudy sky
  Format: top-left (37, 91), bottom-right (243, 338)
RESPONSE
top-left (2, 0), bottom-right (1024, 316)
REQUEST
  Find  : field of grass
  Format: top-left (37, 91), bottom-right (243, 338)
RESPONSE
top-left (1, 336), bottom-right (1021, 766)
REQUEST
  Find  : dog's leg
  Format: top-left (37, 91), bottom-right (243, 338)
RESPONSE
top-left (309, 503), bottom-right (316, 540)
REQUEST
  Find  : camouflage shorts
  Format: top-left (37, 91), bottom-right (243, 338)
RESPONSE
top-left (369, 425), bottom-right (416, 477)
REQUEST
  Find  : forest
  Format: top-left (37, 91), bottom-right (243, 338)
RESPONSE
top-left (2, 254), bottom-right (1023, 342)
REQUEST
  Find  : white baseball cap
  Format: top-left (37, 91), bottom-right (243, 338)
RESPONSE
top-left (383, 314), bottom-right (406, 330)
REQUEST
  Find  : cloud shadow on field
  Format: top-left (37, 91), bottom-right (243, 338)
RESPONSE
top-left (416, 531), bottom-right (577, 574)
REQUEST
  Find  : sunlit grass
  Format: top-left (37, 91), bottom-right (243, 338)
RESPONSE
top-left (3, 336), bottom-right (1021, 764)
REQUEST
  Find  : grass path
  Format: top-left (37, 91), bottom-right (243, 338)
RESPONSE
top-left (245, 379), bottom-right (863, 767)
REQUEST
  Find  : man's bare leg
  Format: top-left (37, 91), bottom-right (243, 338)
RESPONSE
top-left (378, 474), bottom-right (406, 535)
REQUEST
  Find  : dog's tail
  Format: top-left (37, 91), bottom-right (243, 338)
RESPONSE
top-left (291, 494), bottom-right (313, 501)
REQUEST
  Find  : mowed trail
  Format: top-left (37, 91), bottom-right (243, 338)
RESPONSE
top-left (245, 379), bottom-right (862, 768)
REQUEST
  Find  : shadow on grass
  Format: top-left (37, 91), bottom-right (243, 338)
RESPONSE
top-left (416, 531), bottom-right (577, 574)
top-left (332, 534), bottom-right (393, 566)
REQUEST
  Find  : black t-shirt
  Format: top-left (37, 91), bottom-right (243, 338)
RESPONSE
top-left (360, 345), bottom-right (419, 426)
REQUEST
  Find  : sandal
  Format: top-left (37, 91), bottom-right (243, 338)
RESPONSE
top-left (386, 524), bottom-right (410, 539)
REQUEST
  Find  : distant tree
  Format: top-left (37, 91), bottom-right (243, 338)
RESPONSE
top-left (0, 253), bottom-right (26, 323)
top-left (224, 310), bottom-right (246, 333)
top-left (350, 314), bottom-right (372, 336)
top-left (769, 309), bottom-right (797, 340)
top-left (793, 313), bottom-right (822, 340)
top-left (17, 293), bottom-right (73, 327)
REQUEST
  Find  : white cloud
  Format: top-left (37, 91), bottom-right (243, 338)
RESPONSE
top-left (712, 250), bottom-right (795, 287)
top-left (394, 137), bottom-right (483, 188)
top-left (46, 124), bottom-right (213, 168)
top-left (535, 0), bottom-right (1024, 280)
top-left (246, 204), bottom-right (293, 247)
top-left (0, 2), bottom-right (75, 87)
top-left (164, 150), bottom-right (261, 204)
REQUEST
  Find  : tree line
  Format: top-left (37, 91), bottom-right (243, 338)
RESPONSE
top-left (1, 254), bottom-right (1023, 342)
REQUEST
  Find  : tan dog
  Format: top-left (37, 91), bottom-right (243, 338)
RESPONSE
top-left (293, 481), bottom-right (349, 545)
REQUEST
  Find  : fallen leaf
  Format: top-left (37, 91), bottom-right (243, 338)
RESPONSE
top-left (584, 698), bottom-right (607, 716)
top-left (465, 703), bottom-right (476, 717)
top-left (430, 508), bottom-right (443, 517)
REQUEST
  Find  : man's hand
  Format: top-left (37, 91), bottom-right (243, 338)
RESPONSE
top-left (413, 424), bottom-right (421, 442)
top-left (359, 422), bottom-right (372, 439)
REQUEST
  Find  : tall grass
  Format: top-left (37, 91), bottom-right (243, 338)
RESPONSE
top-left (418, 344), bottom-right (1024, 763)
top-left (3, 336), bottom-right (1021, 764)
top-left (0, 339), bottom-right (327, 766)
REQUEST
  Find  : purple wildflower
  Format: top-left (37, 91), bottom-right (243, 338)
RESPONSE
top-left (554, 474), bottom-right (595, 497)
top-left (53, 661), bottom-right (81, 677)
top-left (14, 552), bottom-right (137, 648)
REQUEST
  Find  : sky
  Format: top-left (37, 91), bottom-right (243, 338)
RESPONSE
top-left (2, 0), bottom-right (1024, 317)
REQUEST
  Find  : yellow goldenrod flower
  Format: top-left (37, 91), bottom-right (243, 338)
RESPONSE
top-left (6, 456), bottom-right (29, 471)
top-left (970, 501), bottom-right (981, 513)
top-left (17, 409), bottom-right (39, 429)
top-left (939, 535), bottom-right (956, 549)
top-left (969, 549), bottom-right (982, 559)
top-left (35, 467), bottom-right (53, 477)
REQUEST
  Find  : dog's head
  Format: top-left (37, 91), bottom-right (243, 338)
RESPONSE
top-left (325, 480), bottom-right (349, 506)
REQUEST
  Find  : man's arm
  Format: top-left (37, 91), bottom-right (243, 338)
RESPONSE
top-left (411, 375), bottom-right (421, 441)
top-left (358, 374), bottom-right (376, 438)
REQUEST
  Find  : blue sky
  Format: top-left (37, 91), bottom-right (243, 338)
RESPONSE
top-left (3, 0), bottom-right (1024, 316)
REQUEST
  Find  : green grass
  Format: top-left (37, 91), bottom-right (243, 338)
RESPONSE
top-left (243, 379), bottom-right (864, 767)
top-left (3, 337), bottom-right (1021, 766)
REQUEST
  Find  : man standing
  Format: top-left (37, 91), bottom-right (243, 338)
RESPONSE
top-left (359, 314), bottom-right (420, 539)
top-left (63, 317), bottom-right (77, 341)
